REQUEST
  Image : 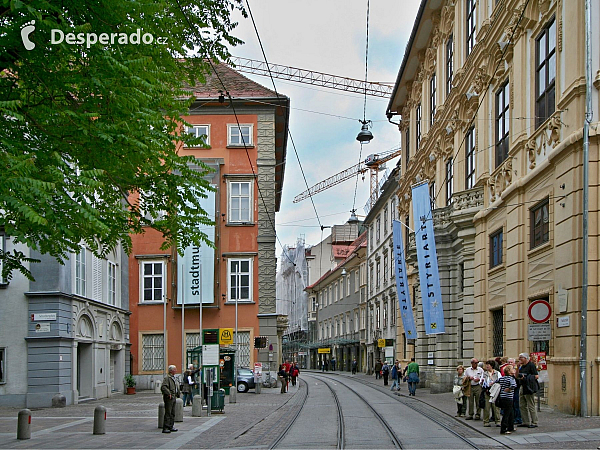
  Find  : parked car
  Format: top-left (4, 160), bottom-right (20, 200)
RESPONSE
top-left (236, 367), bottom-right (256, 393)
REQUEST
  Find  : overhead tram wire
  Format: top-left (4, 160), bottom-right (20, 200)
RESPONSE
top-left (245, 0), bottom-right (324, 231)
top-left (419, 0), bottom-right (532, 231)
top-left (172, 0), bottom-right (296, 265)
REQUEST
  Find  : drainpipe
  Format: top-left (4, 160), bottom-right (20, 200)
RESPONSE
top-left (580, 0), bottom-right (592, 418)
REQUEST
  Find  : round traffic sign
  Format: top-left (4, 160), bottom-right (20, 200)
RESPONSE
top-left (528, 300), bottom-right (552, 323)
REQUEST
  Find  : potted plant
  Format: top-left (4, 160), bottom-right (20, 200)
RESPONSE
top-left (124, 374), bottom-right (136, 395)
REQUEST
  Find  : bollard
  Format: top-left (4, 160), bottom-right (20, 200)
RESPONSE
top-left (93, 405), bottom-right (106, 435)
top-left (255, 381), bottom-right (261, 394)
top-left (17, 409), bottom-right (31, 440)
top-left (174, 398), bottom-right (184, 422)
top-left (52, 393), bottom-right (66, 408)
top-left (229, 386), bottom-right (236, 404)
top-left (191, 399), bottom-right (202, 417)
top-left (158, 403), bottom-right (165, 429)
top-left (154, 379), bottom-right (162, 394)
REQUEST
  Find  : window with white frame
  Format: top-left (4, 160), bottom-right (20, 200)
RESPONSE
top-left (347, 275), bottom-right (350, 297)
top-left (376, 305), bottom-right (380, 329)
top-left (0, 348), bottom-right (5, 383)
top-left (228, 181), bottom-right (252, 223)
top-left (430, 73), bottom-right (437, 126)
top-left (340, 280), bottom-right (343, 300)
top-left (465, 127), bottom-right (476, 189)
top-left (383, 206), bottom-right (388, 236)
top-left (536, 18), bottom-right (556, 128)
top-left (390, 198), bottom-right (396, 221)
top-left (446, 34), bottom-right (454, 96)
top-left (329, 286), bottom-right (332, 305)
top-left (141, 334), bottom-right (164, 371)
top-left (75, 246), bottom-right (86, 297)
top-left (391, 300), bottom-right (396, 325)
top-left (495, 80), bottom-right (510, 168)
top-left (107, 261), bottom-right (117, 306)
top-left (446, 159), bottom-right (454, 205)
top-left (142, 260), bottom-right (165, 302)
top-left (334, 282), bottom-right (338, 302)
top-left (355, 270), bottom-right (359, 293)
top-left (416, 103), bottom-right (422, 151)
top-left (227, 124), bottom-right (252, 146)
top-left (185, 125), bottom-right (210, 147)
top-left (383, 301), bottom-right (388, 328)
top-left (376, 260), bottom-right (381, 290)
top-left (383, 254), bottom-right (388, 283)
top-left (376, 215), bottom-right (381, 242)
top-left (354, 311), bottom-right (359, 332)
top-left (229, 258), bottom-right (252, 302)
top-left (466, 0), bottom-right (477, 57)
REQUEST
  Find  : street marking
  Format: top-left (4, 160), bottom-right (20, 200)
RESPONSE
top-left (157, 416), bottom-right (226, 449)
top-left (32, 418), bottom-right (92, 437)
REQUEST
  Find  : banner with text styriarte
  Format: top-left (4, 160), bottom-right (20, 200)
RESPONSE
top-left (411, 182), bottom-right (445, 334)
top-left (392, 220), bottom-right (417, 340)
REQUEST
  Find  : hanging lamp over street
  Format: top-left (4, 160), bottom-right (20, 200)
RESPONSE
top-left (356, 120), bottom-right (373, 143)
top-left (348, 209), bottom-right (359, 224)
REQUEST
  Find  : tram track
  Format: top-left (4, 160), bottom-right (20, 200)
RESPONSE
top-left (319, 371), bottom-right (513, 450)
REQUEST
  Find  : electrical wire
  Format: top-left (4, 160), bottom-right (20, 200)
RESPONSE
top-left (363, 0), bottom-right (370, 123)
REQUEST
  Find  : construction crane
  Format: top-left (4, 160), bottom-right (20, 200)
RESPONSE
top-left (229, 56), bottom-right (394, 98)
top-left (293, 148), bottom-right (402, 211)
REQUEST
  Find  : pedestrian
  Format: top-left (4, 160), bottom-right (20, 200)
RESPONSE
top-left (510, 357), bottom-right (523, 425)
top-left (290, 362), bottom-right (299, 386)
top-left (351, 358), bottom-right (358, 375)
top-left (517, 352), bottom-right (539, 428)
top-left (161, 365), bottom-right (180, 434)
top-left (390, 361), bottom-right (401, 391)
top-left (374, 359), bottom-right (382, 379)
top-left (324, 359), bottom-right (329, 372)
top-left (498, 356), bottom-right (509, 376)
top-left (464, 358), bottom-right (484, 420)
top-left (381, 361), bottom-right (390, 385)
top-left (481, 359), bottom-right (500, 427)
top-left (405, 357), bottom-right (420, 396)
top-left (278, 364), bottom-right (288, 393)
top-left (498, 364), bottom-right (517, 434)
top-left (182, 364), bottom-right (197, 406)
top-left (331, 357), bottom-right (336, 371)
top-left (453, 365), bottom-right (467, 417)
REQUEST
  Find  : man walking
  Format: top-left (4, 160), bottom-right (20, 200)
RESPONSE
top-left (464, 358), bottom-right (484, 420)
top-left (161, 365), bottom-right (179, 434)
top-left (351, 358), bottom-right (358, 374)
top-left (517, 352), bottom-right (539, 428)
top-left (390, 360), bottom-right (401, 391)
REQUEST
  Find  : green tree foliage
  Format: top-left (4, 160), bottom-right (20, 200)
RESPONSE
top-left (0, 0), bottom-right (245, 280)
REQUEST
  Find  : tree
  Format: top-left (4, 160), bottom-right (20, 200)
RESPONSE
top-left (0, 0), bottom-right (246, 280)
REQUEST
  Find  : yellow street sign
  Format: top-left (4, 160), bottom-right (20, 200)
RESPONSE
top-left (378, 339), bottom-right (386, 348)
top-left (317, 348), bottom-right (331, 354)
top-left (219, 328), bottom-right (234, 345)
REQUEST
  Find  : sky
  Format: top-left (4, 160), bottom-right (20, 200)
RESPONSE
top-left (226, 0), bottom-right (421, 254)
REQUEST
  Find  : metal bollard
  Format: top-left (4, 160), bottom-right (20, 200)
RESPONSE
top-left (255, 380), bottom-right (261, 394)
top-left (174, 398), bottom-right (184, 422)
top-left (229, 386), bottom-right (236, 404)
top-left (191, 398), bottom-right (202, 417)
top-left (158, 403), bottom-right (165, 429)
top-left (17, 409), bottom-right (31, 440)
top-left (93, 406), bottom-right (106, 435)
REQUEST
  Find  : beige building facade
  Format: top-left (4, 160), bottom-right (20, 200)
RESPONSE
top-left (387, 0), bottom-right (599, 413)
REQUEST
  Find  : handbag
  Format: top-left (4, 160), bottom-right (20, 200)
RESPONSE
top-left (489, 383), bottom-right (501, 402)
top-left (478, 390), bottom-right (486, 409)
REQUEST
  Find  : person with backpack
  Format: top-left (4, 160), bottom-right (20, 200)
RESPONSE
top-left (381, 361), bottom-right (390, 385)
top-left (404, 357), bottom-right (420, 396)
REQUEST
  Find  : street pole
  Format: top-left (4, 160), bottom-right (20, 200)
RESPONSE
top-left (163, 290), bottom-right (167, 380)
top-left (580, 0), bottom-right (592, 418)
top-left (181, 272), bottom-right (185, 376)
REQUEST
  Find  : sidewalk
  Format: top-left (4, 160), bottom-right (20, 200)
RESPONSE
top-left (0, 384), bottom-right (299, 449)
top-left (336, 369), bottom-right (600, 448)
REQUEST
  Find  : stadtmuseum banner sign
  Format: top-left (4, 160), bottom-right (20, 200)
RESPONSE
top-left (177, 188), bottom-right (216, 305)
top-left (411, 182), bottom-right (445, 335)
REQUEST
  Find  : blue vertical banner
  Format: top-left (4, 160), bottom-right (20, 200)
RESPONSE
top-left (411, 182), bottom-right (446, 334)
top-left (392, 220), bottom-right (418, 340)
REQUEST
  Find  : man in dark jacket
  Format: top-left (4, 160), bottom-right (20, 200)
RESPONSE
top-left (517, 353), bottom-right (539, 428)
top-left (161, 365), bottom-right (180, 433)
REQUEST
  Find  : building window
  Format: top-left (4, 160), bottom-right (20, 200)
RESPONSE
top-left (391, 198), bottom-right (396, 221)
top-left (107, 261), bottom-right (117, 306)
top-left (227, 124), bottom-right (252, 146)
top-left (75, 246), bottom-right (86, 297)
top-left (383, 206), bottom-right (388, 236)
top-left (446, 34), bottom-right (454, 96)
top-left (531, 198), bottom-right (550, 248)
top-left (142, 261), bottom-right (164, 302)
top-left (329, 286), bottom-right (332, 305)
top-left (383, 255), bottom-right (388, 283)
top-left (234, 331), bottom-right (251, 367)
top-left (141, 334), bottom-right (164, 371)
top-left (490, 228), bottom-right (503, 268)
top-left (458, 318), bottom-right (464, 358)
top-left (492, 309), bottom-right (504, 357)
top-left (495, 80), bottom-right (510, 168)
top-left (185, 125), bottom-right (210, 147)
top-left (536, 18), bottom-right (556, 128)
top-left (186, 333), bottom-right (201, 352)
top-left (446, 159), bottom-right (453, 205)
top-left (465, 127), bottom-right (475, 189)
top-left (355, 311), bottom-right (359, 332)
top-left (376, 260), bottom-right (381, 290)
top-left (383, 302), bottom-right (388, 328)
top-left (376, 216), bottom-right (381, 242)
top-left (429, 182), bottom-right (436, 210)
top-left (229, 258), bottom-right (252, 302)
top-left (376, 306), bottom-right (380, 329)
top-left (369, 225), bottom-right (374, 250)
top-left (355, 270), bottom-right (360, 293)
top-left (391, 300), bottom-right (396, 326)
top-left (0, 348), bottom-right (4, 383)
top-left (459, 262), bottom-right (465, 291)
top-left (405, 215), bottom-right (410, 255)
top-left (466, 0), bottom-right (477, 57)
top-left (0, 234), bottom-right (5, 284)
top-left (430, 74), bottom-right (437, 126)
top-left (228, 181), bottom-right (252, 223)
top-left (405, 126), bottom-right (410, 165)
top-left (369, 266), bottom-right (374, 294)
top-left (415, 104), bottom-right (422, 151)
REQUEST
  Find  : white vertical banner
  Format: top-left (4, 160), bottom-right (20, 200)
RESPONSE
top-left (177, 188), bottom-right (215, 305)
top-left (411, 182), bottom-right (446, 335)
top-left (392, 220), bottom-right (417, 339)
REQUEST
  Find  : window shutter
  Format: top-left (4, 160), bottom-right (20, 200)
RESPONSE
top-left (92, 255), bottom-right (102, 301)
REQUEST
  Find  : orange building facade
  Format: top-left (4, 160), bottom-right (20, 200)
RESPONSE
top-left (129, 65), bottom-right (290, 388)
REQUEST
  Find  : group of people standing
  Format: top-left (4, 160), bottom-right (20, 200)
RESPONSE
top-left (278, 360), bottom-right (300, 393)
top-left (454, 353), bottom-right (540, 435)
top-left (374, 357), bottom-right (420, 396)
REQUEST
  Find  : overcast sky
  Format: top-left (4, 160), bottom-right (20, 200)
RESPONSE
top-left (226, 1), bottom-right (421, 256)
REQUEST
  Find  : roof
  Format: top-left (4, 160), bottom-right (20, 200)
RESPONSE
top-left (187, 63), bottom-right (280, 100)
